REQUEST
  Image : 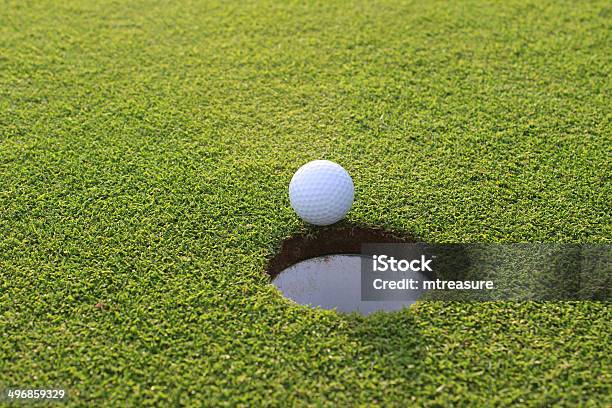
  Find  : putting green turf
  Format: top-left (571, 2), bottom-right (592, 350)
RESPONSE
top-left (1, 0), bottom-right (610, 405)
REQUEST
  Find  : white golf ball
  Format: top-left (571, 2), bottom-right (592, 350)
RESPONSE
top-left (289, 160), bottom-right (354, 226)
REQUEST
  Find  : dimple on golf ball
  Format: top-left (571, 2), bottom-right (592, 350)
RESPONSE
top-left (289, 160), bottom-right (354, 226)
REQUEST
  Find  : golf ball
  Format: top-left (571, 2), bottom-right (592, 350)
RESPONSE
top-left (289, 160), bottom-right (354, 226)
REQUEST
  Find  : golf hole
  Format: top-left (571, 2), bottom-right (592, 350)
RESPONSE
top-left (267, 227), bottom-right (423, 315)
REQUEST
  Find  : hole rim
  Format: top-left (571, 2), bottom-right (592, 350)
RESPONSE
top-left (266, 226), bottom-right (417, 280)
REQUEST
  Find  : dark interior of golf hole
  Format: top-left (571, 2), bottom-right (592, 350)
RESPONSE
top-left (267, 227), bottom-right (424, 315)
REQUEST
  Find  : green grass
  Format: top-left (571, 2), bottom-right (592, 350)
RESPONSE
top-left (1, 0), bottom-right (610, 405)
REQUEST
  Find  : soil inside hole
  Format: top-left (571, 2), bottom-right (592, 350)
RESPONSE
top-left (266, 227), bottom-right (416, 279)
